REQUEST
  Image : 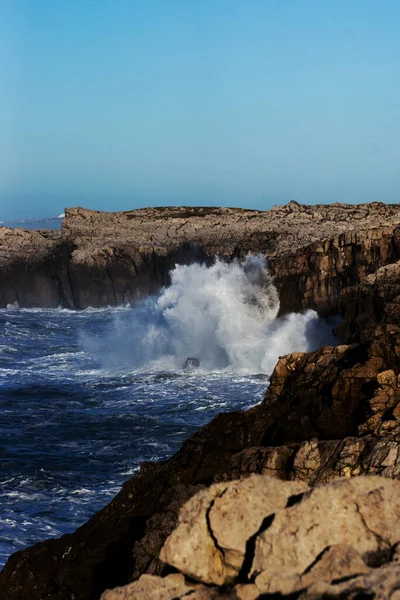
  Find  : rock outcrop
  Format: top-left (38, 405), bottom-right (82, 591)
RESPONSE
top-left (101, 475), bottom-right (400, 600)
top-left (159, 476), bottom-right (308, 586)
top-left (2, 201), bottom-right (400, 313)
top-left (337, 260), bottom-right (400, 343)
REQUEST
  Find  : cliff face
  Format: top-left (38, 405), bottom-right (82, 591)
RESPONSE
top-left (337, 260), bottom-right (400, 343)
top-left (2, 201), bottom-right (400, 313)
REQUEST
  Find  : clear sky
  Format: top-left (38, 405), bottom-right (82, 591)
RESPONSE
top-left (0, 0), bottom-right (399, 220)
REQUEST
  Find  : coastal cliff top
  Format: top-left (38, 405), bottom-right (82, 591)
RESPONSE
top-left (62, 200), bottom-right (400, 253)
top-left (2, 201), bottom-right (400, 264)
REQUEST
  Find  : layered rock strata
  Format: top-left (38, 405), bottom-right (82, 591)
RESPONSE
top-left (337, 260), bottom-right (400, 343)
top-left (2, 201), bottom-right (400, 314)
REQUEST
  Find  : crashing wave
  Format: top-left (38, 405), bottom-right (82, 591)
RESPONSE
top-left (82, 254), bottom-right (337, 373)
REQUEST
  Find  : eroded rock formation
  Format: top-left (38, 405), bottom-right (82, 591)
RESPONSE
top-left (2, 201), bottom-right (400, 313)
top-left (337, 260), bottom-right (400, 343)
top-left (101, 476), bottom-right (400, 600)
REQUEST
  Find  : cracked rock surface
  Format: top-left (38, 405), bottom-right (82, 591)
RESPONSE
top-left (159, 475), bottom-right (307, 585)
top-left (101, 475), bottom-right (400, 599)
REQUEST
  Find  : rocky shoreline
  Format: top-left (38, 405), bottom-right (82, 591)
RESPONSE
top-left (2, 201), bottom-right (400, 599)
top-left (1, 201), bottom-right (400, 314)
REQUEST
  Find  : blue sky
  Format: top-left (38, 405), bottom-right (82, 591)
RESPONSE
top-left (0, 1), bottom-right (399, 220)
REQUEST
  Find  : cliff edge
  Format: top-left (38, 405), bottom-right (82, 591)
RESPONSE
top-left (2, 201), bottom-right (400, 313)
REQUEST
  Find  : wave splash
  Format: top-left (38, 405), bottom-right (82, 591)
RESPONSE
top-left (83, 254), bottom-right (337, 373)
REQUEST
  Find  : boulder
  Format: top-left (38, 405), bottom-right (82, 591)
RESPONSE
top-left (102, 476), bottom-right (400, 599)
top-left (251, 476), bottom-right (400, 593)
top-left (160, 474), bottom-right (307, 585)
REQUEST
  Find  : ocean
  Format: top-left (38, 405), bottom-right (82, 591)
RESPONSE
top-left (0, 256), bottom-right (337, 567)
top-left (0, 216), bottom-right (64, 230)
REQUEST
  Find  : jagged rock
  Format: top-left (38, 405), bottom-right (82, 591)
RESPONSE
top-left (296, 563), bottom-right (400, 600)
top-left (251, 476), bottom-right (400, 593)
top-left (217, 435), bottom-right (400, 486)
top-left (295, 544), bottom-right (369, 591)
top-left (5, 203), bottom-right (400, 599)
top-left (159, 482), bottom-right (230, 586)
top-left (102, 563), bottom-right (400, 600)
top-left (157, 476), bottom-right (400, 593)
top-left (105, 476), bottom-right (400, 599)
top-left (160, 474), bottom-right (307, 585)
top-left (259, 326), bottom-right (400, 445)
top-left (131, 483), bottom-right (205, 579)
top-left (337, 259), bottom-right (400, 343)
top-left (4, 328), bottom-right (400, 599)
top-left (253, 544), bottom-right (369, 596)
top-left (215, 444), bottom-right (299, 482)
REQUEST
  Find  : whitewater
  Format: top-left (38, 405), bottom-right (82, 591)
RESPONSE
top-left (0, 255), bottom-right (337, 567)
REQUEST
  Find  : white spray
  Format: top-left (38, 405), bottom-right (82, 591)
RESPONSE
top-left (83, 254), bottom-right (337, 374)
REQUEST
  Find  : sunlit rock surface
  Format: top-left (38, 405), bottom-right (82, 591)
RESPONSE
top-left (101, 476), bottom-right (400, 599)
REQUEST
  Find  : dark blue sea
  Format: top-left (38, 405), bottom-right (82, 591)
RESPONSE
top-left (0, 256), bottom-right (337, 568)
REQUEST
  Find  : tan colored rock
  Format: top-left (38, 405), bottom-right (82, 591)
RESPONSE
top-left (159, 482), bottom-right (228, 585)
top-left (101, 574), bottom-right (194, 599)
top-left (234, 584), bottom-right (260, 600)
top-left (160, 474), bottom-right (308, 585)
top-left (297, 563), bottom-right (400, 600)
top-left (209, 475), bottom-right (308, 581)
top-left (2, 201), bottom-right (400, 312)
top-left (300, 544), bottom-right (368, 589)
top-left (215, 445), bottom-right (299, 482)
top-left (101, 477), bottom-right (400, 600)
top-left (100, 573), bottom-right (220, 600)
top-left (251, 476), bottom-right (400, 593)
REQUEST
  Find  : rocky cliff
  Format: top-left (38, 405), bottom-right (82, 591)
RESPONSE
top-left (2, 201), bottom-right (400, 599)
top-left (2, 201), bottom-right (400, 314)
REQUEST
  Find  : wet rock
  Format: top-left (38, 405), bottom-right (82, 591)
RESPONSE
top-left (183, 357), bottom-right (200, 369)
